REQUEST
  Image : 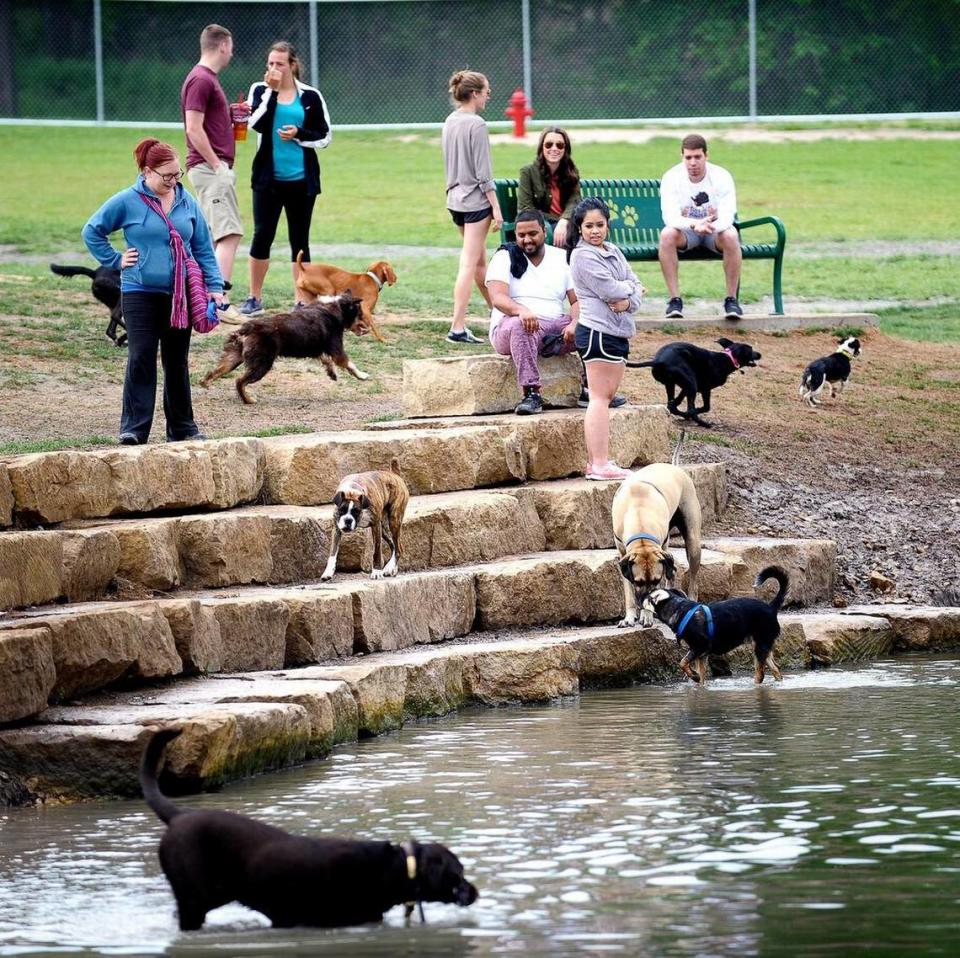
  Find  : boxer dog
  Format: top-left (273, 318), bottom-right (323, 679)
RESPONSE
top-left (321, 458), bottom-right (410, 581)
top-left (141, 728), bottom-right (478, 930)
top-left (641, 566), bottom-right (788, 684)
top-left (612, 462), bottom-right (703, 628)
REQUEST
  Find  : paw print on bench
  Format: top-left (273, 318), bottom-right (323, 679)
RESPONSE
top-left (607, 201), bottom-right (621, 222)
top-left (620, 205), bottom-right (638, 227)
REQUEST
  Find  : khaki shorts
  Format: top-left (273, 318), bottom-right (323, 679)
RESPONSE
top-left (187, 162), bottom-right (243, 241)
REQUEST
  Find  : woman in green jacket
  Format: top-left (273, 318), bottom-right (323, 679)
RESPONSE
top-left (518, 127), bottom-right (582, 248)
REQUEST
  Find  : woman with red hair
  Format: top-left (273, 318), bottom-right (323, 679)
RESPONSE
top-left (83, 138), bottom-right (222, 444)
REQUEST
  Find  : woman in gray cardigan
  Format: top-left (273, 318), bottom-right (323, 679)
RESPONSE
top-left (518, 127), bottom-right (582, 248)
top-left (441, 69), bottom-right (503, 344)
top-left (567, 197), bottom-right (645, 481)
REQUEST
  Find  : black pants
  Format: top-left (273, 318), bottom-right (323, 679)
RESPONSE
top-left (250, 179), bottom-right (317, 261)
top-left (120, 292), bottom-right (199, 442)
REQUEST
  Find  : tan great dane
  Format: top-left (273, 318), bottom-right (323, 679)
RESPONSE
top-left (611, 463), bottom-right (703, 627)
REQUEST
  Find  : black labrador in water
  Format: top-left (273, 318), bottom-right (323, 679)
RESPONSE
top-left (50, 262), bottom-right (126, 346)
top-left (141, 728), bottom-right (478, 930)
top-left (631, 337), bottom-right (761, 427)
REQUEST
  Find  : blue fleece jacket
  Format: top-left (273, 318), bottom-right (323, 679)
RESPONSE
top-left (82, 175), bottom-right (223, 294)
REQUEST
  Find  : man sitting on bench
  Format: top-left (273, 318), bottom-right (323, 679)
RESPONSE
top-left (487, 210), bottom-right (625, 415)
top-left (659, 133), bottom-right (743, 320)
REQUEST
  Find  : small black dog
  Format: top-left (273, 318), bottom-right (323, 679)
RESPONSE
top-left (631, 337), bottom-right (761, 427)
top-left (50, 262), bottom-right (125, 346)
top-left (799, 336), bottom-right (861, 408)
top-left (141, 728), bottom-right (478, 930)
top-left (201, 292), bottom-right (366, 404)
top-left (642, 565), bottom-right (789, 684)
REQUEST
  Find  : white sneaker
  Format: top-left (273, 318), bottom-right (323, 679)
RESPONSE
top-left (217, 303), bottom-right (245, 325)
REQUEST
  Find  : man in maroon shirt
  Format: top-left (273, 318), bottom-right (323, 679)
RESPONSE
top-left (181, 24), bottom-right (247, 322)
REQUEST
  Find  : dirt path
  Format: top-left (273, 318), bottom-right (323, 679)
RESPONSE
top-left (1, 317), bottom-right (957, 606)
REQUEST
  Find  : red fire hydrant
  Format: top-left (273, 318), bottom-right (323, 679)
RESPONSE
top-left (505, 89), bottom-right (534, 139)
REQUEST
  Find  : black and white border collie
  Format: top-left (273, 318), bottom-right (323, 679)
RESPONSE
top-left (799, 336), bottom-right (861, 408)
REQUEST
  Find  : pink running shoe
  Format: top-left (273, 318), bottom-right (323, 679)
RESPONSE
top-left (585, 461), bottom-right (632, 481)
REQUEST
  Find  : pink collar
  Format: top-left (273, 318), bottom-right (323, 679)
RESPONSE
top-left (724, 348), bottom-right (740, 369)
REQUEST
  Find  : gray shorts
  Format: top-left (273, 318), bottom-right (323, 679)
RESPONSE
top-left (679, 227), bottom-right (720, 253)
top-left (187, 162), bottom-right (243, 241)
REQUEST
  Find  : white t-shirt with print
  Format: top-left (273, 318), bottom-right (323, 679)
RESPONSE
top-left (484, 244), bottom-right (574, 336)
top-left (660, 161), bottom-right (737, 233)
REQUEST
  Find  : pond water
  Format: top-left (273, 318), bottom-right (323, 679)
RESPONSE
top-left (1, 655), bottom-right (958, 957)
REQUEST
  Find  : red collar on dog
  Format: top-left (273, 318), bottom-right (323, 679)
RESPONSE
top-left (724, 348), bottom-right (740, 369)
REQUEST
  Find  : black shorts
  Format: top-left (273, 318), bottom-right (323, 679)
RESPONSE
top-left (575, 324), bottom-right (630, 364)
top-left (449, 206), bottom-right (493, 226)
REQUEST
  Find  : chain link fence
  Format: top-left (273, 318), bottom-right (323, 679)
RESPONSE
top-left (2, 0), bottom-right (959, 126)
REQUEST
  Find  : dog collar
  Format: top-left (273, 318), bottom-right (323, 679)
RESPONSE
top-left (723, 348), bottom-right (740, 369)
top-left (676, 603), bottom-right (715, 641)
top-left (835, 344), bottom-right (856, 357)
top-left (365, 271), bottom-right (384, 291)
top-left (624, 532), bottom-right (661, 548)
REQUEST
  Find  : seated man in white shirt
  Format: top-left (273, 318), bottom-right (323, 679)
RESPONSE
top-left (658, 133), bottom-right (743, 320)
top-left (487, 211), bottom-right (626, 415)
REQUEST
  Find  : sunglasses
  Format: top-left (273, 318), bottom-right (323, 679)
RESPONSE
top-left (149, 167), bottom-right (185, 185)
top-left (542, 140), bottom-right (566, 149)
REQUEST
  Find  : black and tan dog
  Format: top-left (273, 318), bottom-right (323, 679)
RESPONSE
top-left (799, 336), bottom-right (861, 408)
top-left (612, 462), bottom-right (703, 628)
top-left (642, 566), bottom-right (789, 684)
top-left (631, 337), bottom-right (761, 427)
top-left (200, 293), bottom-right (365, 405)
top-left (50, 262), bottom-right (126, 346)
top-left (321, 458), bottom-right (410, 581)
top-left (141, 728), bottom-right (477, 930)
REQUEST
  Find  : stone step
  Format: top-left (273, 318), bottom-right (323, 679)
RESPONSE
top-left (402, 353), bottom-right (582, 417)
top-left (2, 603), bottom-right (956, 805)
top-left (0, 536), bottom-right (835, 723)
top-left (0, 465), bottom-right (725, 609)
top-left (0, 407), bottom-right (668, 529)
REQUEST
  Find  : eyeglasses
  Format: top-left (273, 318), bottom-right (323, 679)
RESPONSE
top-left (149, 168), bottom-right (184, 185)
top-left (542, 140), bottom-right (566, 150)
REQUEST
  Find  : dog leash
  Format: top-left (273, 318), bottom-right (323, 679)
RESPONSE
top-left (676, 603), bottom-right (715, 643)
top-left (401, 840), bottom-right (426, 923)
top-left (723, 348), bottom-right (740, 369)
top-left (365, 271), bottom-right (384, 291)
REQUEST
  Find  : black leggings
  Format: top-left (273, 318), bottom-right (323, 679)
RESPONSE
top-left (249, 179), bottom-right (317, 261)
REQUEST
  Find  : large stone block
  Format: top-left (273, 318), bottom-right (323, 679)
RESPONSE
top-left (178, 513), bottom-right (274, 588)
top-left (282, 590), bottom-right (355, 664)
top-left (59, 529), bottom-right (121, 602)
top-left (0, 532), bottom-right (63, 610)
top-left (474, 551), bottom-right (622, 631)
top-left (4, 438), bottom-right (264, 525)
top-left (684, 463), bottom-right (728, 528)
top-left (571, 626), bottom-right (678, 686)
top-left (351, 570), bottom-right (476, 653)
top-left (261, 426), bottom-right (523, 505)
top-left (305, 661), bottom-right (411, 736)
top-left (402, 353), bottom-right (582, 417)
top-left (461, 640), bottom-right (579, 704)
top-left (523, 479), bottom-right (617, 552)
top-left (205, 596), bottom-right (289, 672)
top-left (267, 509), bottom-right (329, 582)
top-left (157, 598), bottom-right (224, 674)
top-left (39, 604), bottom-right (182, 700)
top-left (787, 612), bottom-right (895, 665)
top-left (0, 627), bottom-right (56, 722)
top-left (704, 537), bottom-right (836, 607)
top-left (112, 519), bottom-right (181, 591)
top-left (843, 605), bottom-right (960, 653)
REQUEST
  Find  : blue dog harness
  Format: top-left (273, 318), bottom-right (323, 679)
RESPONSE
top-left (676, 603), bottom-right (715, 644)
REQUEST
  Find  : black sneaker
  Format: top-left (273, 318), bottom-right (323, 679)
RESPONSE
top-left (446, 328), bottom-right (485, 345)
top-left (665, 297), bottom-right (684, 319)
top-left (515, 391), bottom-right (544, 415)
top-left (578, 388), bottom-right (627, 409)
top-left (119, 433), bottom-right (140, 446)
top-left (723, 296), bottom-right (743, 319)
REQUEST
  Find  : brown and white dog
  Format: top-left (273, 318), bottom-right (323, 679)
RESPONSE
top-left (295, 253), bottom-right (395, 342)
top-left (321, 458), bottom-right (410, 581)
top-left (200, 293), bottom-right (366, 405)
top-left (612, 462), bottom-right (703, 628)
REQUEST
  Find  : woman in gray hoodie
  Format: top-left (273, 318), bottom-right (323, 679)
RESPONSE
top-left (566, 197), bottom-right (645, 481)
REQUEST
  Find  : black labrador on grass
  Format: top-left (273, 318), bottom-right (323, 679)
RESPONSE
top-left (141, 728), bottom-right (478, 930)
top-left (642, 565), bottom-right (789, 685)
top-left (631, 337), bottom-right (761, 427)
top-left (50, 262), bottom-right (125, 346)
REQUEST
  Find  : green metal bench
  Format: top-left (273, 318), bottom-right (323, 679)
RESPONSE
top-left (495, 177), bottom-right (787, 315)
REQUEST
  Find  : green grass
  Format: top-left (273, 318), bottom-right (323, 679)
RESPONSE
top-left (0, 125), bottom-right (957, 343)
top-left (0, 435), bottom-right (116, 455)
